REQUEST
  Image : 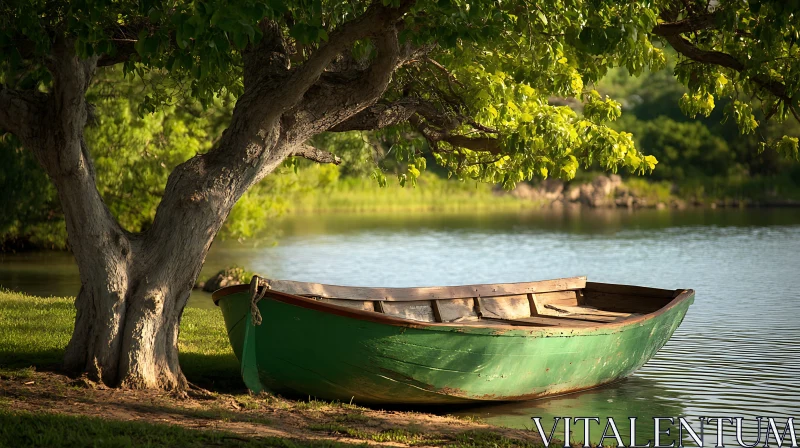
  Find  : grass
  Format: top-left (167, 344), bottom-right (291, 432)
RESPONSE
top-left (0, 409), bottom-right (364, 448)
top-left (0, 289), bottom-right (547, 447)
top-left (0, 409), bottom-right (543, 448)
top-left (675, 173), bottom-right (800, 203)
top-left (622, 178), bottom-right (674, 204)
top-left (281, 168), bottom-right (800, 215)
top-left (282, 172), bottom-right (528, 214)
top-left (308, 422), bottom-right (432, 445)
top-left (0, 290), bottom-right (76, 369)
top-left (0, 366), bottom-right (34, 380)
top-left (0, 288), bottom-right (240, 389)
top-left (450, 430), bottom-right (547, 448)
top-left (306, 422), bottom-right (541, 447)
top-left (306, 421), bottom-right (546, 448)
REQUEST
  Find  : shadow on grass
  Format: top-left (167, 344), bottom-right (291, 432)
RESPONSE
top-left (0, 349), bottom-right (63, 373)
top-left (0, 348), bottom-right (245, 393)
top-left (178, 352), bottom-right (244, 392)
top-left (0, 408), bottom-right (365, 448)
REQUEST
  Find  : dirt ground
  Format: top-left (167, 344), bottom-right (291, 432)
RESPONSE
top-left (0, 370), bottom-right (544, 447)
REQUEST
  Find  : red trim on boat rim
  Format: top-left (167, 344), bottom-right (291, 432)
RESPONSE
top-left (211, 282), bottom-right (695, 332)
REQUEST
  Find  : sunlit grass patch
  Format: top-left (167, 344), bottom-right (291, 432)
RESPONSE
top-left (0, 289), bottom-right (239, 388)
top-left (307, 422), bottom-right (434, 445)
top-left (623, 178), bottom-right (674, 204)
top-left (307, 421), bottom-right (543, 447)
top-left (0, 366), bottom-right (35, 380)
top-left (0, 290), bottom-right (74, 368)
top-left (450, 429), bottom-right (545, 448)
top-left (0, 409), bottom-right (362, 448)
top-left (284, 172), bottom-right (528, 214)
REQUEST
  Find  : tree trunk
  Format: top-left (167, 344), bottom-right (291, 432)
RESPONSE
top-left (56, 172), bottom-right (206, 389)
top-left (63, 258), bottom-right (194, 390)
top-left (59, 140), bottom-right (290, 388)
top-left (62, 239), bottom-right (202, 390)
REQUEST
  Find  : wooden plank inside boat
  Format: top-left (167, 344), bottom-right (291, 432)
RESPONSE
top-left (266, 276), bottom-right (587, 301)
top-left (542, 304), bottom-right (634, 319)
top-left (435, 298), bottom-right (478, 323)
top-left (311, 285), bottom-right (647, 326)
top-left (382, 301), bottom-right (436, 322)
top-left (530, 290), bottom-right (580, 315)
top-left (480, 294), bottom-right (532, 319)
top-left (482, 316), bottom-right (598, 327)
top-left (318, 297), bottom-right (373, 311)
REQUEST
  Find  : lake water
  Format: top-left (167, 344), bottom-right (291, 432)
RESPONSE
top-left (2, 208), bottom-right (800, 444)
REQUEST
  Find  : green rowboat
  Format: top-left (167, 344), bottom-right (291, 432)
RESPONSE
top-left (212, 276), bottom-right (693, 404)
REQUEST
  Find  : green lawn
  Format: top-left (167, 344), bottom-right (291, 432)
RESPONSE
top-left (0, 288), bottom-right (241, 390)
top-left (0, 409), bottom-right (365, 448)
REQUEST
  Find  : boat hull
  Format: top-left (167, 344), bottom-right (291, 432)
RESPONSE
top-left (217, 288), bottom-right (693, 404)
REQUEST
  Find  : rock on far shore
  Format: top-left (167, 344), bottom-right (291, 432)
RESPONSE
top-left (509, 174), bottom-right (681, 209)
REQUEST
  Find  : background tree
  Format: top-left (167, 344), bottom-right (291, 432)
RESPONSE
top-left (1, 0), bottom-right (798, 390)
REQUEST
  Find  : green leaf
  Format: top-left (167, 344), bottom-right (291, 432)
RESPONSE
top-left (537, 11), bottom-right (548, 26)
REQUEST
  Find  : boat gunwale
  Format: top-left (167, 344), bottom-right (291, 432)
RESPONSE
top-left (212, 281), bottom-right (695, 334)
top-left (232, 276), bottom-right (589, 302)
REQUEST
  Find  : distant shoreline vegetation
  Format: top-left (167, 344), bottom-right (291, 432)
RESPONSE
top-left (2, 169), bottom-right (800, 252)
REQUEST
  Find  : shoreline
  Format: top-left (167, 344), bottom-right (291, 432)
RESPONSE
top-left (4, 201), bottom-right (800, 253)
top-left (0, 369), bottom-right (544, 448)
top-left (506, 175), bottom-right (800, 211)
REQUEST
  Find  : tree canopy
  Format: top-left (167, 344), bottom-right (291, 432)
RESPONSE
top-left (3, 0), bottom-right (797, 194)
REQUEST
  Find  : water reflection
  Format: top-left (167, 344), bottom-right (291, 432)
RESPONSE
top-left (277, 208), bottom-right (800, 238)
top-left (453, 376), bottom-right (686, 445)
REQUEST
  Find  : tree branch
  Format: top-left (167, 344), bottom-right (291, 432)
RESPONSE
top-left (437, 133), bottom-right (501, 153)
top-left (654, 10), bottom-right (790, 103)
top-left (269, 0), bottom-right (413, 115)
top-left (330, 98), bottom-right (421, 132)
top-left (651, 13), bottom-right (716, 36)
top-left (286, 24), bottom-right (404, 141)
top-left (242, 20), bottom-right (291, 90)
top-left (220, 1), bottom-right (413, 166)
top-left (661, 34), bottom-right (788, 100)
top-left (0, 84), bottom-right (43, 137)
top-left (330, 96), bottom-right (503, 154)
top-left (292, 144), bottom-right (342, 164)
top-left (409, 114), bottom-right (501, 154)
top-left (97, 40), bottom-right (137, 67)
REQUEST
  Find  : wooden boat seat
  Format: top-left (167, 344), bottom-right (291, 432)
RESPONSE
top-left (538, 304), bottom-right (641, 323)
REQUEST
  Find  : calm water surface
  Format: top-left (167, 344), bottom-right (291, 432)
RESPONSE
top-left (2, 208), bottom-right (799, 443)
